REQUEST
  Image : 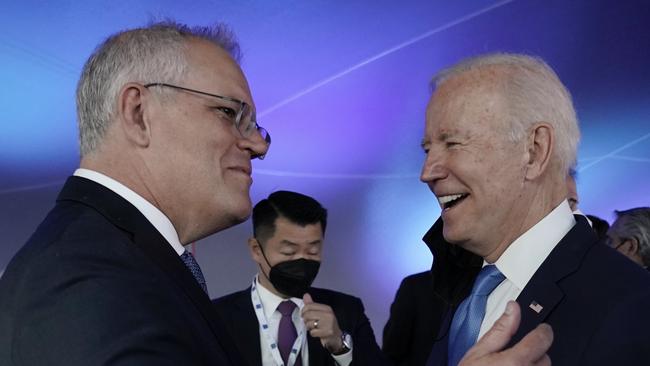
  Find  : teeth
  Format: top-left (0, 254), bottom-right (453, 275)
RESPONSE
top-left (438, 194), bottom-right (465, 206)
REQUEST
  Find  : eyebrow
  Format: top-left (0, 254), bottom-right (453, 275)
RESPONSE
top-left (421, 131), bottom-right (453, 147)
top-left (438, 132), bottom-right (452, 141)
top-left (280, 239), bottom-right (322, 247)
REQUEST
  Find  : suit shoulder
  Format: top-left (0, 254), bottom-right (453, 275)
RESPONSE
top-left (19, 201), bottom-right (130, 258)
top-left (212, 288), bottom-right (250, 308)
top-left (584, 243), bottom-right (650, 292)
top-left (309, 287), bottom-right (364, 307)
top-left (400, 271), bottom-right (433, 287)
top-left (3, 201), bottom-right (134, 281)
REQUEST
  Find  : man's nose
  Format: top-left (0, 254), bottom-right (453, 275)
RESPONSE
top-left (420, 151), bottom-right (447, 183)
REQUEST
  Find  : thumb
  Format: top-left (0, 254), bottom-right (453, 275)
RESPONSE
top-left (462, 301), bottom-right (520, 361)
top-left (303, 293), bottom-right (313, 305)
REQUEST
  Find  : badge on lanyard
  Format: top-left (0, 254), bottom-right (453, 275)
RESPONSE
top-left (251, 276), bottom-right (306, 366)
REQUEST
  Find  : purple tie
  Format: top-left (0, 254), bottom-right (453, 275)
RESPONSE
top-left (277, 301), bottom-right (301, 366)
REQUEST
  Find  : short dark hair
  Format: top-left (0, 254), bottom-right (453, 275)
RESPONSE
top-left (252, 191), bottom-right (328, 243)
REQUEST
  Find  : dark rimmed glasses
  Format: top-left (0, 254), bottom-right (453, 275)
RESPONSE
top-left (144, 83), bottom-right (271, 160)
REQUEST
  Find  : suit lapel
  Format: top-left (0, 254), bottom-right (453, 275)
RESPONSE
top-left (511, 216), bottom-right (597, 344)
top-left (306, 290), bottom-right (330, 366)
top-left (307, 335), bottom-right (327, 366)
top-left (423, 218), bottom-right (483, 307)
top-left (228, 289), bottom-right (263, 366)
top-left (57, 176), bottom-right (244, 364)
top-left (425, 306), bottom-right (453, 366)
top-left (131, 223), bottom-right (235, 349)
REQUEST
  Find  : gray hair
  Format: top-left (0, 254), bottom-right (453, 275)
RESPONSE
top-left (612, 207), bottom-right (650, 267)
top-left (430, 53), bottom-right (580, 175)
top-left (76, 20), bottom-right (241, 156)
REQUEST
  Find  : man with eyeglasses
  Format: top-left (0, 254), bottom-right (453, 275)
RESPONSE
top-left (0, 22), bottom-right (551, 366)
top-left (0, 21), bottom-right (268, 366)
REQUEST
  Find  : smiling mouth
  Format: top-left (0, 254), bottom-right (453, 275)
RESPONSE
top-left (437, 193), bottom-right (469, 210)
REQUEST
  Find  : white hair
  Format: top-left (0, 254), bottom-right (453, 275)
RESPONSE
top-left (612, 207), bottom-right (650, 267)
top-left (430, 53), bottom-right (580, 175)
top-left (76, 20), bottom-right (241, 156)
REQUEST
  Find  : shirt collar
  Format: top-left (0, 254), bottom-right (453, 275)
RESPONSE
top-left (492, 199), bottom-right (576, 289)
top-left (255, 274), bottom-right (304, 319)
top-left (74, 168), bottom-right (185, 256)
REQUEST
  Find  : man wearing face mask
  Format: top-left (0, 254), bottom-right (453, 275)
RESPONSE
top-left (212, 191), bottom-right (389, 366)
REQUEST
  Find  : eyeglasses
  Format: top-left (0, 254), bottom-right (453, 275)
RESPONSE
top-left (144, 83), bottom-right (271, 159)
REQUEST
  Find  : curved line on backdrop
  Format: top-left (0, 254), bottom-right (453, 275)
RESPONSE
top-left (0, 36), bottom-right (79, 77)
top-left (578, 132), bottom-right (650, 172)
top-left (258, 0), bottom-right (517, 118)
top-left (606, 155), bottom-right (650, 163)
top-left (254, 169), bottom-right (419, 179)
top-left (1, 146), bottom-right (649, 196)
top-left (0, 180), bottom-right (66, 195)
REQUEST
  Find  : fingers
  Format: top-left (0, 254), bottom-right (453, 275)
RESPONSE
top-left (304, 316), bottom-right (333, 337)
top-left (534, 354), bottom-right (551, 366)
top-left (300, 298), bottom-right (342, 351)
top-left (302, 302), bottom-right (333, 315)
top-left (510, 323), bottom-right (553, 364)
top-left (301, 295), bottom-right (334, 319)
top-left (462, 301), bottom-right (521, 361)
top-left (459, 301), bottom-right (554, 366)
top-left (302, 306), bottom-right (335, 334)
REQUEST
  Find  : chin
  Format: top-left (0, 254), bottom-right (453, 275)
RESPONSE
top-left (229, 198), bottom-right (253, 223)
top-left (442, 224), bottom-right (468, 245)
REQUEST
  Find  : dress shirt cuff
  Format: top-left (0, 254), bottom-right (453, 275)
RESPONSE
top-left (331, 341), bottom-right (353, 366)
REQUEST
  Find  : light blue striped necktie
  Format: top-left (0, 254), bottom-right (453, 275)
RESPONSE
top-left (447, 264), bottom-right (505, 366)
top-left (180, 250), bottom-right (208, 294)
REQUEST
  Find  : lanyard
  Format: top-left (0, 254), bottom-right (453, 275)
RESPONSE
top-left (251, 276), bottom-right (306, 366)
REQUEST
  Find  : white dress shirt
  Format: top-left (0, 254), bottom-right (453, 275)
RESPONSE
top-left (255, 276), bottom-right (352, 366)
top-left (73, 168), bottom-right (185, 256)
top-left (477, 200), bottom-right (576, 339)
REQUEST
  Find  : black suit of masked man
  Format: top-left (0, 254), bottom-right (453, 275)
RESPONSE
top-left (212, 191), bottom-right (390, 366)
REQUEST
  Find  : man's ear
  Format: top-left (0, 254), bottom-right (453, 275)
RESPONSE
top-left (248, 237), bottom-right (262, 263)
top-left (117, 83), bottom-right (152, 148)
top-left (524, 123), bottom-right (554, 180)
top-left (620, 238), bottom-right (640, 256)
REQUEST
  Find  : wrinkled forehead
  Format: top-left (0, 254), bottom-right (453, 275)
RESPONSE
top-left (183, 38), bottom-right (254, 107)
top-left (425, 72), bottom-right (508, 136)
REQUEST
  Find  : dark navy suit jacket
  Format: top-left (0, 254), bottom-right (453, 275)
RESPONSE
top-left (212, 287), bottom-right (391, 366)
top-left (0, 176), bottom-right (243, 365)
top-left (383, 271), bottom-right (441, 366)
top-left (425, 216), bottom-right (650, 366)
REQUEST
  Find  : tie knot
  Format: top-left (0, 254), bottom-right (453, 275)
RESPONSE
top-left (472, 265), bottom-right (505, 296)
top-left (277, 300), bottom-right (297, 316)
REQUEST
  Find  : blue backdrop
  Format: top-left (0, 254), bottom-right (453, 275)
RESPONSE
top-left (1, 0), bottom-right (649, 342)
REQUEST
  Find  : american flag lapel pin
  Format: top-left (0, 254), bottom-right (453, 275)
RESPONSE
top-left (529, 301), bottom-right (543, 314)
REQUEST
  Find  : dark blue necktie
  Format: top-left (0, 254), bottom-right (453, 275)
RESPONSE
top-left (180, 250), bottom-right (207, 294)
top-left (447, 265), bottom-right (505, 366)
